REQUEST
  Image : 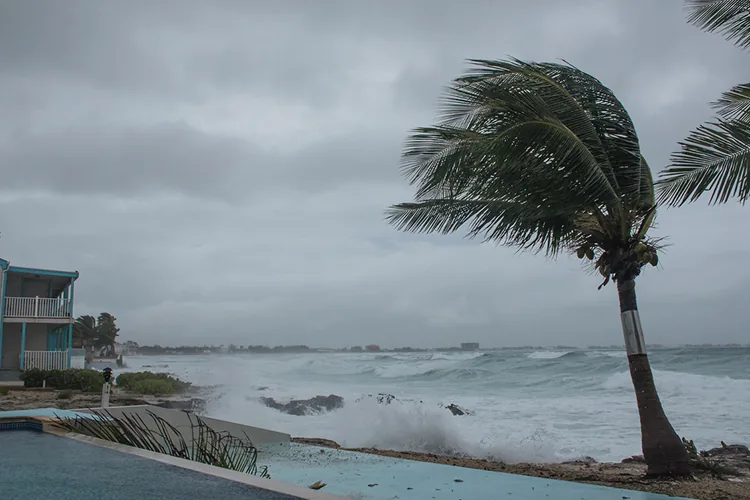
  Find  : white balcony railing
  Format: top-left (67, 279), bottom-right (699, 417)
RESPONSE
top-left (24, 350), bottom-right (69, 370)
top-left (4, 296), bottom-right (71, 319)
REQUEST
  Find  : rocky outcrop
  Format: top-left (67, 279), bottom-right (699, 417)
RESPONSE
top-left (625, 443), bottom-right (750, 477)
top-left (700, 443), bottom-right (750, 476)
top-left (292, 437), bottom-right (342, 448)
top-left (355, 393), bottom-right (402, 405)
top-left (440, 403), bottom-right (472, 416)
top-left (261, 394), bottom-right (344, 416)
top-left (354, 393), bottom-right (472, 416)
top-left (153, 397), bottom-right (206, 414)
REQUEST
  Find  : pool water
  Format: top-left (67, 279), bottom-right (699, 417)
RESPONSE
top-left (0, 431), bottom-right (300, 500)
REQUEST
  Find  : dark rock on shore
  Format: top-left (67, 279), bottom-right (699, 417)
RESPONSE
top-left (441, 403), bottom-right (472, 416)
top-left (292, 437), bottom-right (342, 448)
top-left (706, 443), bottom-right (749, 457)
top-left (701, 443), bottom-right (750, 475)
top-left (563, 456), bottom-right (597, 465)
top-left (261, 394), bottom-right (344, 416)
top-left (625, 443), bottom-right (750, 477)
top-left (154, 398), bottom-right (206, 414)
top-left (355, 393), bottom-right (402, 405)
top-left (353, 394), bottom-right (472, 416)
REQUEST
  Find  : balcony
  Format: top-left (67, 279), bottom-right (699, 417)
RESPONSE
top-left (4, 296), bottom-right (72, 322)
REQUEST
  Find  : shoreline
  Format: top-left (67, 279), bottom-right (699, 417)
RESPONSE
top-left (290, 438), bottom-right (750, 500)
top-left (2, 389), bottom-right (747, 500)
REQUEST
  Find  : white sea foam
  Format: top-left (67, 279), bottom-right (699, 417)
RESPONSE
top-left (527, 351), bottom-right (572, 359)
top-left (123, 347), bottom-right (750, 463)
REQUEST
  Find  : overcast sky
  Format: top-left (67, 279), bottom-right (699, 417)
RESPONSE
top-left (0, 0), bottom-right (748, 348)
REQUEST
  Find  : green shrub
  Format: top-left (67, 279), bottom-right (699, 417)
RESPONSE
top-left (131, 379), bottom-right (174, 396)
top-left (0, 387), bottom-right (9, 396)
top-left (57, 390), bottom-right (73, 400)
top-left (115, 371), bottom-right (190, 394)
top-left (21, 369), bottom-right (103, 392)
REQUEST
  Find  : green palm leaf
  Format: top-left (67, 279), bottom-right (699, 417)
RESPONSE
top-left (658, 118), bottom-right (750, 205)
top-left (387, 59), bottom-right (653, 259)
top-left (658, 2), bottom-right (750, 205)
top-left (713, 81), bottom-right (750, 120)
top-left (686, 0), bottom-right (750, 49)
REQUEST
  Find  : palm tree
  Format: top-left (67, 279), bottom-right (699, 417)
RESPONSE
top-left (657, 0), bottom-right (750, 205)
top-left (386, 59), bottom-right (690, 476)
top-left (72, 315), bottom-right (97, 348)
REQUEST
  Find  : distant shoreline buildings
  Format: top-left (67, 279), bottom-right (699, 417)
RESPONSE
top-left (117, 341), bottom-right (747, 356)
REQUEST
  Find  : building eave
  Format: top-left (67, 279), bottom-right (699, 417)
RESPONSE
top-left (7, 266), bottom-right (79, 280)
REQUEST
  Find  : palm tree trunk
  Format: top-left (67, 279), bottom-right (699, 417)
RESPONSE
top-left (617, 279), bottom-right (690, 476)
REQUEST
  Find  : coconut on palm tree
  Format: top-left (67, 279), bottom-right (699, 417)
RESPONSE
top-left (657, 0), bottom-right (750, 205)
top-left (386, 58), bottom-right (690, 476)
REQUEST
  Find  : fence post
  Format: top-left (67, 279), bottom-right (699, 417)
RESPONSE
top-left (34, 296), bottom-right (39, 317)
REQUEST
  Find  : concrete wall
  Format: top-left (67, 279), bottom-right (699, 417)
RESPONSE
top-left (4, 276), bottom-right (50, 297)
top-left (1, 323), bottom-right (58, 369)
top-left (25, 324), bottom-right (47, 350)
top-left (71, 353), bottom-right (85, 369)
top-left (77, 405), bottom-right (290, 448)
top-left (1, 323), bottom-right (21, 369)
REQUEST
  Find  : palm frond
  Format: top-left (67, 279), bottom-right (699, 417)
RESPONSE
top-left (685, 0), bottom-right (750, 49)
top-left (657, 118), bottom-right (750, 205)
top-left (713, 81), bottom-right (750, 120)
top-left (54, 409), bottom-right (270, 478)
top-left (386, 198), bottom-right (581, 256)
top-left (389, 58), bottom-right (648, 257)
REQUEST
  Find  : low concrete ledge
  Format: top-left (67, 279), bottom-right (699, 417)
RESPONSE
top-left (76, 404), bottom-right (291, 445)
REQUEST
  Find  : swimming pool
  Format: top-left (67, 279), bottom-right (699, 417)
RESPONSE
top-left (0, 407), bottom-right (696, 500)
top-left (260, 443), bottom-right (696, 500)
top-left (0, 430), bottom-right (332, 500)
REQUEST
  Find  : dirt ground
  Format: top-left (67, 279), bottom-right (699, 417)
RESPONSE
top-left (0, 387), bottom-right (203, 412)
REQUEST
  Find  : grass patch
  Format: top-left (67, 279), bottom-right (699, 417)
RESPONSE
top-left (130, 379), bottom-right (174, 396)
top-left (0, 387), bottom-right (9, 396)
top-left (20, 369), bottom-right (102, 392)
top-left (116, 371), bottom-right (190, 395)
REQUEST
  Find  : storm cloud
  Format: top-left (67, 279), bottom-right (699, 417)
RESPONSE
top-left (1, 0), bottom-right (748, 347)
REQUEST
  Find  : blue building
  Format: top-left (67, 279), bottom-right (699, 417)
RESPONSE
top-left (0, 257), bottom-right (78, 372)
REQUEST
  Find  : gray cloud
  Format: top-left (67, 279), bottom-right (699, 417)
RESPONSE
top-left (0, 0), bottom-right (748, 348)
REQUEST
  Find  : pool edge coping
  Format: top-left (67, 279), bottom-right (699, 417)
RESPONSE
top-left (1, 416), bottom-right (345, 500)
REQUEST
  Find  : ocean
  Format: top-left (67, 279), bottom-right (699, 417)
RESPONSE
top-left (123, 346), bottom-right (750, 464)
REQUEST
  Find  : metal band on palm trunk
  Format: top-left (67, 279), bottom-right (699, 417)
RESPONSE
top-left (621, 310), bottom-right (647, 355)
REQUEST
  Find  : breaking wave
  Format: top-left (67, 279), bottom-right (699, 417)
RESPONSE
top-left (125, 346), bottom-right (750, 463)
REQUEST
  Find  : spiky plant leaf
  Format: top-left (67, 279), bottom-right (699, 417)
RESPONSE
top-left (657, 118), bottom-right (750, 205)
top-left (685, 0), bottom-right (750, 50)
top-left (713, 82), bottom-right (750, 121)
top-left (54, 409), bottom-right (270, 478)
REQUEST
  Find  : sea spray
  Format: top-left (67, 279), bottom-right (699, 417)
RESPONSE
top-left (120, 346), bottom-right (750, 462)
